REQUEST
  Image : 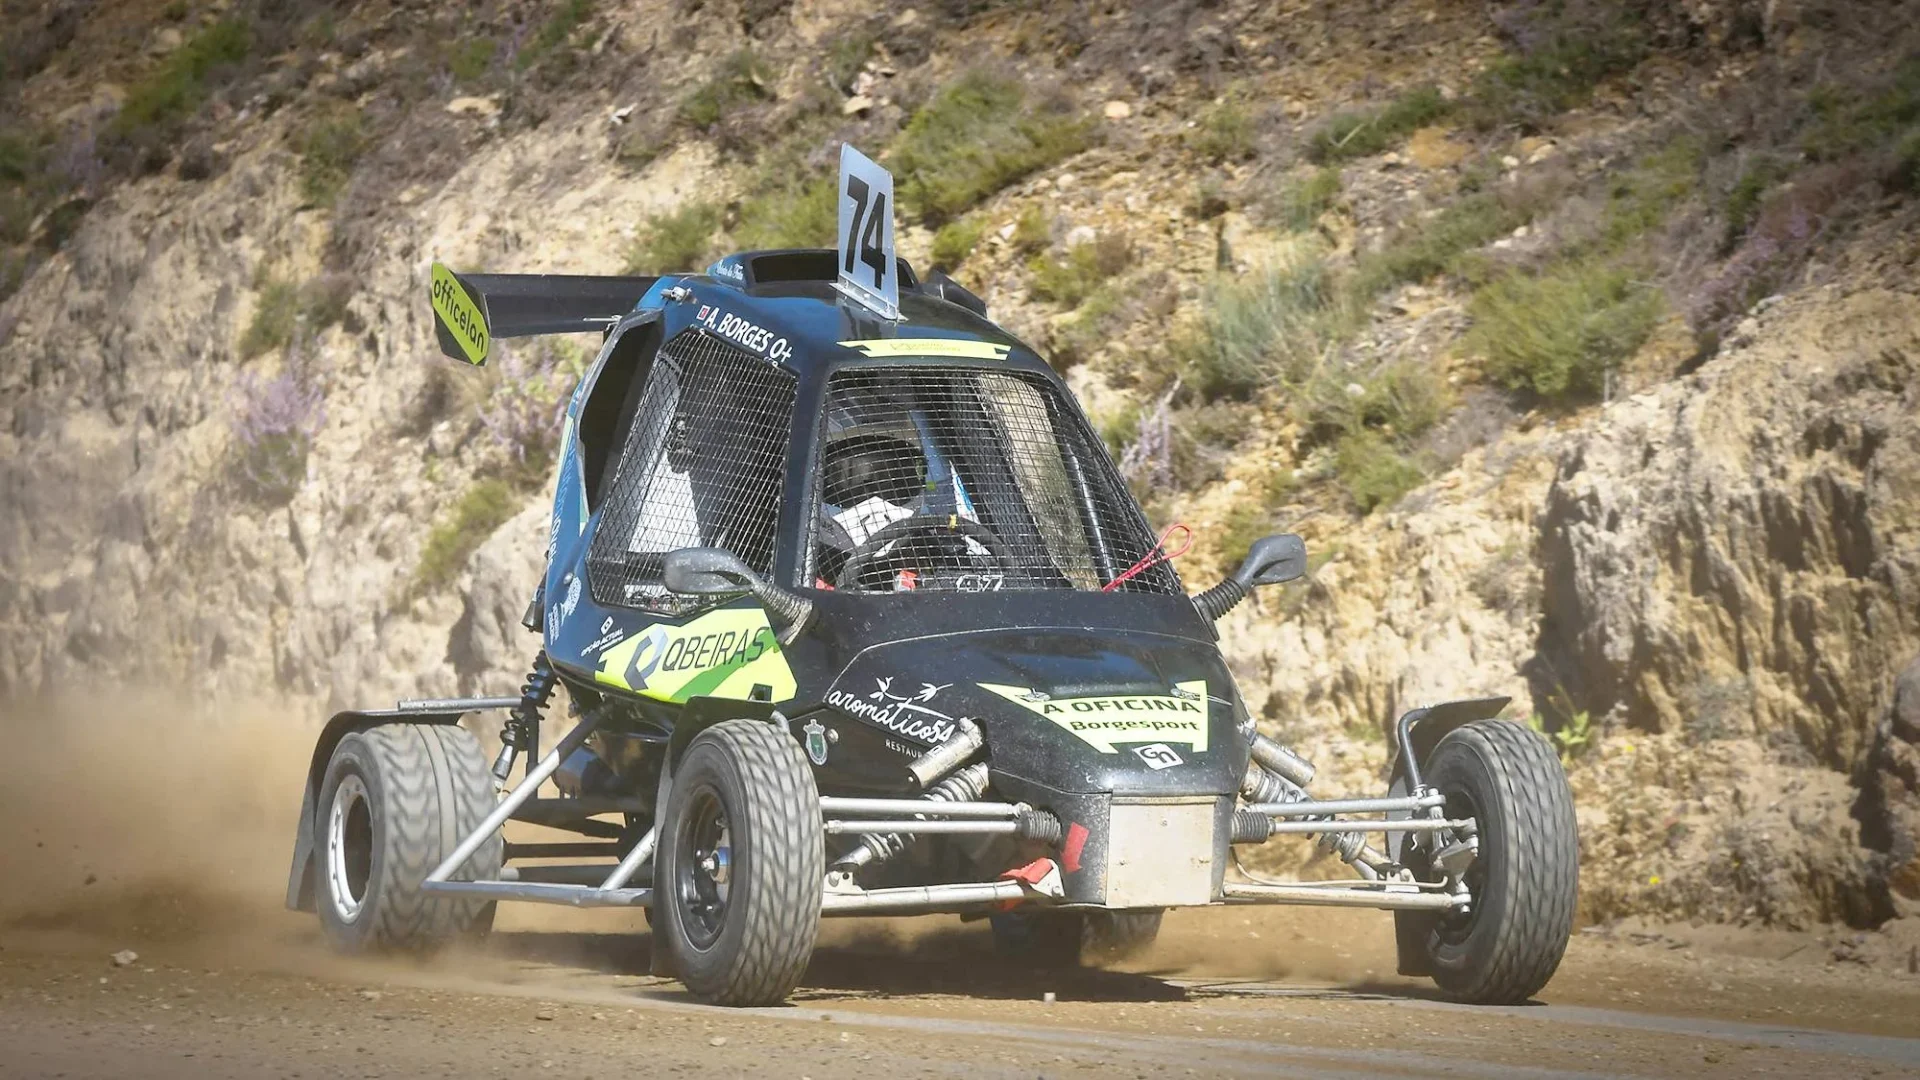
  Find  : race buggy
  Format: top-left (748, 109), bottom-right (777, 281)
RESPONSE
top-left (287, 147), bottom-right (1579, 1006)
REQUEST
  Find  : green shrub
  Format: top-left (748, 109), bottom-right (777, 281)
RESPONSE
top-left (826, 30), bottom-right (873, 91)
top-left (0, 187), bottom-right (34, 245)
top-left (516, 0), bottom-right (593, 72)
top-left (296, 106), bottom-right (367, 207)
top-left (1466, 261), bottom-right (1661, 400)
top-left (1802, 56), bottom-right (1920, 162)
top-left (448, 36), bottom-right (497, 84)
top-left (1298, 360), bottom-right (1446, 446)
top-left (625, 201), bottom-right (721, 272)
top-left (1010, 204), bottom-right (1049, 254)
top-left (298, 275), bottom-right (354, 333)
top-left (1267, 166), bottom-right (1341, 232)
top-left (413, 478), bottom-right (519, 596)
top-left (734, 176), bottom-right (836, 250)
top-left (930, 216), bottom-right (985, 270)
top-left (113, 19), bottom-right (251, 135)
top-left (1334, 429), bottom-right (1424, 513)
top-left (1721, 157), bottom-right (1780, 248)
top-left (678, 48), bottom-right (773, 128)
top-left (1595, 138), bottom-right (1701, 250)
top-left (1179, 255), bottom-right (1353, 402)
top-left (1353, 190), bottom-right (1531, 296)
top-left (0, 247), bottom-right (27, 303)
top-left (1027, 234), bottom-right (1131, 307)
top-left (890, 71), bottom-right (1093, 223)
top-left (1465, 31), bottom-right (1646, 131)
top-left (1895, 127), bottom-right (1920, 194)
top-left (1189, 97), bottom-right (1255, 163)
top-left (1307, 86), bottom-right (1449, 164)
top-left (38, 197), bottom-right (89, 250)
top-left (0, 130), bottom-right (35, 185)
top-left (240, 277), bottom-right (300, 358)
top-left (1048, 284), bottom-right (1125, 368)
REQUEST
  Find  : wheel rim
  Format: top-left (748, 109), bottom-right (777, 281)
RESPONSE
top-left (674, 786), bottom-right (733, 951)
top-left (1435, 785), bottom-right (1487, 947)
top-left (325, 774), bottom-right (374, 922)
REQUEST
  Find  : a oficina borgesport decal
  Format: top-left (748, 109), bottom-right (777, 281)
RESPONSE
top-left (978, 680), bottom-right (1210, 752)
top-left (825, 677), bottom-right (965, 745)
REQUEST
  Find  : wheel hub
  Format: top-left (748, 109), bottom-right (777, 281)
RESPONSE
top-left (325, 774), bottom-right (373, 922)
top-left (675, 788), bottom-right (733, 950)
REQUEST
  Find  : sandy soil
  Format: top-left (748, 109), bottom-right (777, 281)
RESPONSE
top-left (3, 701), bottom-right (1918, 1078)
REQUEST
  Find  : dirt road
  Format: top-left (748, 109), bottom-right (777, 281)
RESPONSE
top-left (3, 706), bottom-right (1917, 1078)
top-left (4, 897), bottom-right (1918, 1080)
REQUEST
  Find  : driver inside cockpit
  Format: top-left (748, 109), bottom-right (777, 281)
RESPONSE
top-left (813, 402), bottom-right (998, 591)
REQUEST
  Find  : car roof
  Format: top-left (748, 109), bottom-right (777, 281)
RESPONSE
top-left (638, 250), bottom-right (1052, 382)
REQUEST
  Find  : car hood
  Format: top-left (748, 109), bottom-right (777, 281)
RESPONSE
top-left (823, 626), bottom-right (1250, 795)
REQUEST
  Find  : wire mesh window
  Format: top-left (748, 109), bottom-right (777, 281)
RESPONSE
top-left (587, 329), bottom-right (796, 611)
top-left (810, 367), bottom-right (1179, 595)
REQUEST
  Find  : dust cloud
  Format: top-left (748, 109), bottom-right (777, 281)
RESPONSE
top-left (0, 693), bottom-right (312, 955)
top-left (0, 692), bottom-right (1403, 992)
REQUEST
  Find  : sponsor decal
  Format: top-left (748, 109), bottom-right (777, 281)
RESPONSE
top-left (594, 607), bottom-right (796, 703)
top-left (582, 615), bottom-right (626, 656)
top-left (839, 337), bottom-right (1011, 360)
top-left (430, 263), bottom-right (489, 365)
top-left (825, 676), bottom-right (965, 746)
top-left (979, 680), bottom-right (1210, 752)
top-left (803, 718), bottom-right (830, 765)
top-left (697, 305), bottom-right (792, 364)
top-left (1132, 743), bottom-right (1184, 770)
top-left (546, 574), bottom-right (583, 641)
top-left (710, 260), bottom-right (746, 283)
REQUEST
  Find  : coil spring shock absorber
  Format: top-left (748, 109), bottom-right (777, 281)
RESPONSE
top-left (493, 652), bottom-right (558, 781)
top-left (833, 763), bottom-right (990, 870)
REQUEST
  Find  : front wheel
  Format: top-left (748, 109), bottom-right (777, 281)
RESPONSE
top-left (654, 720), bottom-right (824, 1006)
top-left (1399, 719), bottom-right (1579, 1004)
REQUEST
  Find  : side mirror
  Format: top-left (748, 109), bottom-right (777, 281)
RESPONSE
top-left (1191, 533), bottom-right (1308, 622)
top-left (663, 547), bottom-right (761, 595)
top-left (1235, 533), bottom-right (1308, 587)
top-left (662, 547), bottom-right (814, 643)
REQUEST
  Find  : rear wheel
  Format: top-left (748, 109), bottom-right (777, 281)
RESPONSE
top-left (315, 724), bottom-right (499, 952)
top-left (1399, 719), bottom-right (1578, 1004)
top-left (655, 720), bottom-right (823, 1006)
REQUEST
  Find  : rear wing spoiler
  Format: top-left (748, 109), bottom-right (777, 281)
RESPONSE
top-left (430, 262), bottom-right (658, 366)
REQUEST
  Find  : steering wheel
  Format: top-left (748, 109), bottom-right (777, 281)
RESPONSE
top-left (834, 515), bottom-right (1012, 591)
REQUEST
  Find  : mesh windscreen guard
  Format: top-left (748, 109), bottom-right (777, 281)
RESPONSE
top-left (587, 330), bottom-right (796, 610)
top-left (812, 367), bottom-right (1179, 595)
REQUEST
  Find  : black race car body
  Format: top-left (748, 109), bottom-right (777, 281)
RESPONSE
top-left (529, 250), bottom-right (1247, 907)
top-left (286, 153), bottom-right (1577, 1009)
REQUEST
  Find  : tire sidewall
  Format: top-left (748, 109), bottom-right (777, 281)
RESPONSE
top-left (1420, 720), bottom-right (1579, 1003)
top-left (657, 736), bottom-right (757, 988)
top-left (1423, 728), bottom-right (1511, 980)
top-left (316, 732), bottom-right (388, 952)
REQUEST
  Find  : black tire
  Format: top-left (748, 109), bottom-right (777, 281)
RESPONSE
top-left (1400, 719), bottom-right (1578, 1005)
top-left (655, 720), bottom-right (823, 1006)
top-left (315, 723), bottom-right (500, 952)
top-left (990, 909), bottom-right (1163, 967)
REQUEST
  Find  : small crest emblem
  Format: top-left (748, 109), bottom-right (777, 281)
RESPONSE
top-left (803, 718), bottom-right (830, 765)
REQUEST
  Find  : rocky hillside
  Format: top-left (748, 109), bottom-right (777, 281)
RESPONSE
top-left (2, 0), bottom-right (1918, 938)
